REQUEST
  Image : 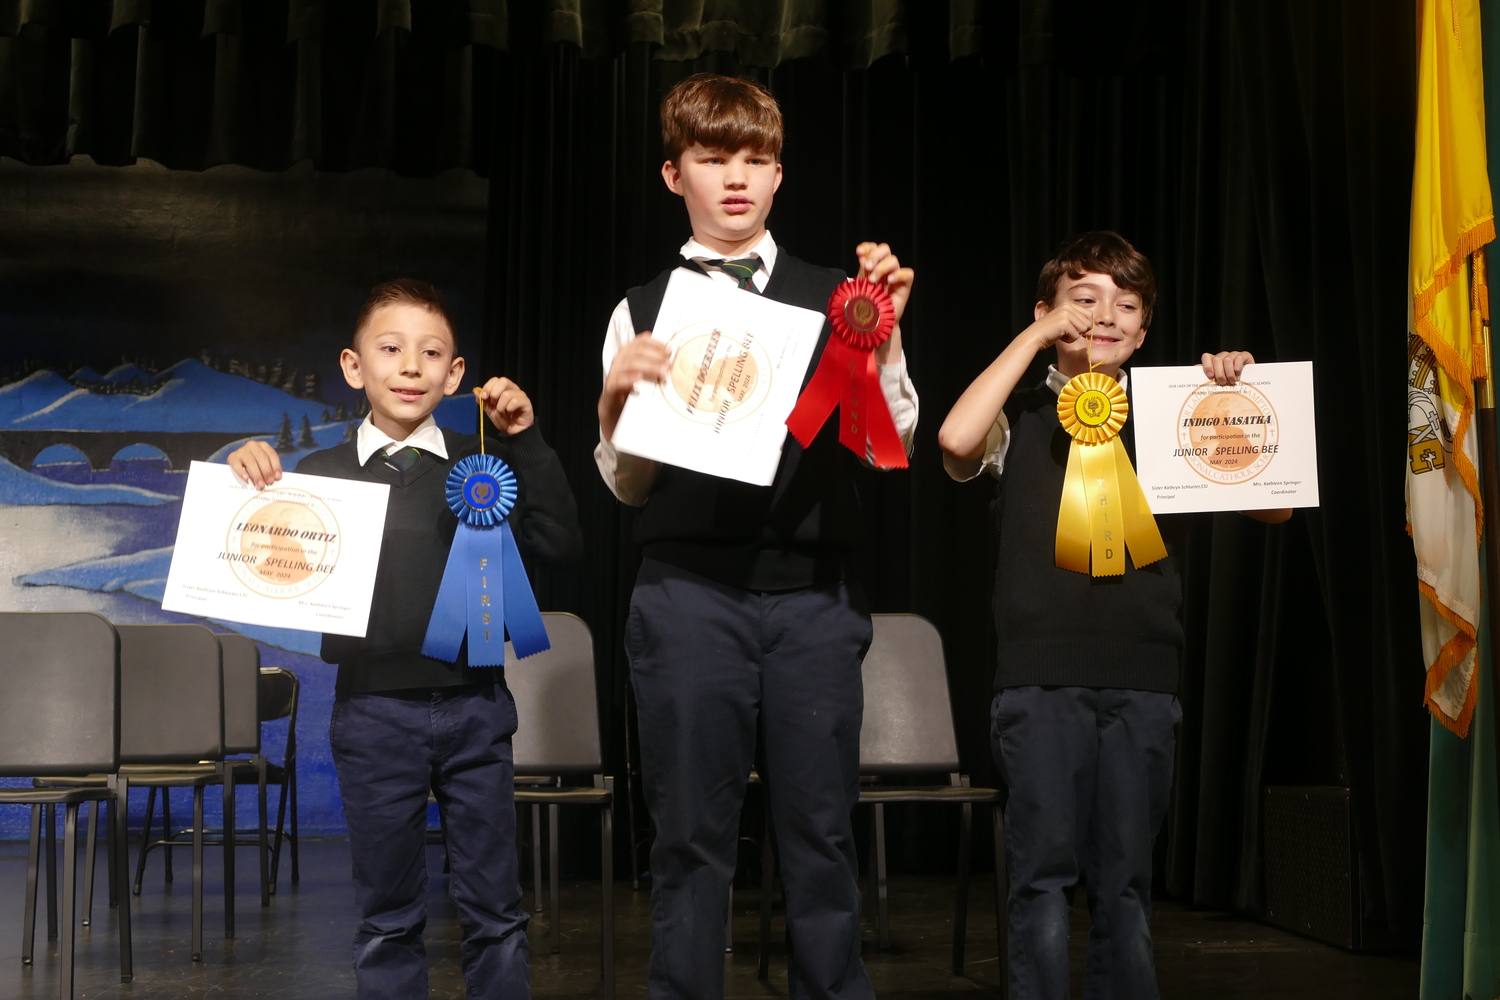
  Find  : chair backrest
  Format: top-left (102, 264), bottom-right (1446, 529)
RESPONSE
top-left (117, 624), bottom-right (225, 765)
top-left (859, 614), bottom-right (961, 775)
top-left (218, 633), bottom-right (261, 755)
top-left (507, 613), bottom-right (602, 774)
top-left (0, 612), bottom-right (120, 777)
top-left (257, 667), bottom-right (299, 764)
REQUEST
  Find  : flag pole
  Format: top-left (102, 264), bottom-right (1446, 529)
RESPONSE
top-left (1471, 249), bottom-right (1500, 784)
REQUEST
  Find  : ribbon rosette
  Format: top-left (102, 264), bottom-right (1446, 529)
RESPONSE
top-left (421, 453), bottom-right (550, 666)
top-left (784, 278), bottom-right (908, 468)
top-left (1054, 372), bottom-right (1168, 577)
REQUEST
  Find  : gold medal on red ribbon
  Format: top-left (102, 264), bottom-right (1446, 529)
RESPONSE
top-left (1054, 372), bottom-right (1167, 577)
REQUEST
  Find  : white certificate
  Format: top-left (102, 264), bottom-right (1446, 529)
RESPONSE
top-left (610, 269), bottom-right (825, 486)
top-left (162, 462), bottom-right (391, 637)
top-left (1130, 361), bottom-right (1319, 513)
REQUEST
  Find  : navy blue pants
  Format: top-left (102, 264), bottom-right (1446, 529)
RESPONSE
top-left (991, 686), bottom-right (1180, 1000)
top-left (626, 559), bottom-right (875, 1000)
top-left (330, 683), bottom-right (529, 1000)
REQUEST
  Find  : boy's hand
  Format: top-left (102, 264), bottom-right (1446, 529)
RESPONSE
top-left (603, 333), bottom-right (670, 403)
top-left (477, 378), bottom-right (535, 435)
top-left (856, 242), bottom-right (915, 323)
top-left (227, 440), bottom-right (283, 490)
top-left (1201, 350), bottom-right (1255, 385)
top-left (1025, 302), bottom-right (1095, 352)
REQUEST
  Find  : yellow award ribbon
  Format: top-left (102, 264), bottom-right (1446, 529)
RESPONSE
top-left (1054, 372), bottom-right (1168, 577)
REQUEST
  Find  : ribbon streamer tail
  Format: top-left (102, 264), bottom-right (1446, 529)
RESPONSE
top-left (1079, 443), bottom-right (1125, 577)
top-left (1056, 444), bottom-right (1092, 573)
top-left (500, 522), bottom-right (551, 658)
top-left (421, 526), bottom-right (470, 663)
top-left (785, 347), bottom-right (844, 448)
top-left (466, 526), bottom-right (505, 667)
top-left (859, 352), bottom-right (908, 469)
top-left (1112, 437), bottom-right (1168, 568)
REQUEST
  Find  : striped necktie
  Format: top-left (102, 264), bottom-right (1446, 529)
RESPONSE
top-left (696, 256), bottom-right (762, 292)
top-left (384, 446), bottom-right (423, 472)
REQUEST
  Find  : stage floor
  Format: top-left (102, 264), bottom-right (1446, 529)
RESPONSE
top-left (0, 838), bottom-right (1417, 998)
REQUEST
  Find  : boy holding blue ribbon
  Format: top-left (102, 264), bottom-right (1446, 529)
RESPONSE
top-left (228, 278), bottom-right (582, 1000)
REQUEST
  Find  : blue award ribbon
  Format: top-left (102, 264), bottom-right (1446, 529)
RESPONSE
top-left (420, 453), bottom-right (551, 667)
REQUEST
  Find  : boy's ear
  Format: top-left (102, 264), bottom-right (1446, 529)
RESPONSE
top-left (661, 159), bottom-right (684, 196)
top-left (1034, 299), bottom-right (1052, 323)
top-left (443, 355), bottom-right (466, 396)
top-left (339, 348), bottom-right (364, 390)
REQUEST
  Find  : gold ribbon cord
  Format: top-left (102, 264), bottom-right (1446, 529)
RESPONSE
top-left (1054, 372), bottom-right (1168, 577)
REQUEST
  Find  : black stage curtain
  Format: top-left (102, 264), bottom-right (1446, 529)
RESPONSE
top-left (1, 1), bottom-right (1430, 947)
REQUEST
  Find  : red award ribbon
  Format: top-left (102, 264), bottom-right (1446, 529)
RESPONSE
top-left (784, 278), bottom-right (908, 468)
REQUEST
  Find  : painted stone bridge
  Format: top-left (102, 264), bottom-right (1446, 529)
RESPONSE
top-left (0, 429), bottom-right (266, 471)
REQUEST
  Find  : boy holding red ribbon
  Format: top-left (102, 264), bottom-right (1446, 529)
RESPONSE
top-left (938, 232), bottom-right (1288, 1000)
top-left (228, 279), bottom-right (582, 1000)
top-left (594, 73), bottom-right (916, 999)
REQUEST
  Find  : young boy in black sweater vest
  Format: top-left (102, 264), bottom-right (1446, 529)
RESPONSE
top-left (229, 279), bottom-right (582, 1000)
top-left (594, 74), bottom-right (918, 999)
top-left (938, 232), bottom-right (1288, 1000)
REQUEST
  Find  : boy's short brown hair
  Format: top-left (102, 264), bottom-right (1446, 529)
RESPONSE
top-left (660, 73), bottom-right (783, 163)
top-left (353, 278), bottom-right (455, 350)
top-left (1035, 231), bottom-right (1157, 329)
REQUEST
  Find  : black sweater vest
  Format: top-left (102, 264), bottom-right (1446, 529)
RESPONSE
top-left (296, 424), bottom-right (582, 695)
top-left (991, 381), bottom-right (1184, 694)
top-left (625, 252), bottom-right (862, 590)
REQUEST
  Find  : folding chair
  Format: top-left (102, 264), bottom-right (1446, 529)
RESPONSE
top-left (33, 624), bottom-right (226, 962)
top-left (0, 611), bottom-right (132, 999)
top-left (508, 613), bottom-right (615, 1000)
top-left (755, 613), bottom-right (1006, 980)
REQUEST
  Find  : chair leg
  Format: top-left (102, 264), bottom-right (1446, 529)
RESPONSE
top-left (257, 757), bottom-right (270, 907)
top-left (288, 762), bottom-right (300, 883)
top-left (874, 802), bottom-right (889, 950)
top-left (532, 804), bottom-right (544, 914)
top-left (549, 803), bottom-right (561, 956)
top-left (992, 804), bottom-right (1007, 989)
top-left (162, 788), bottom-right (174, 884)
top-left (106, 797), bottom-right (119, 909)
top-left (600, 788), bottom-right (615, 1000)
top-left (757, 808), bottom-right (773, 982)
top-left (133, 785), bottom-right (155, 896)
top-left (60, 803), bottom-right (78, 1000)
top-left (192, 786), bottom-right (204, 962)
top-left (113, 776), bottom-right (133, 982)
top-left (224, 774), bottom-right (236, 939)
top-left (45, 803), bottom-right (57, 944)
top-left (270, 769), bottom-right (289, 892)
top-left (23, 804), bottom-right (40, 965)
top-left (952, 801), bottom-right (973, 975)
top-left (725, 884), bottom-right (734, 954)
top-left (82, 800), bottom-right (99, 928)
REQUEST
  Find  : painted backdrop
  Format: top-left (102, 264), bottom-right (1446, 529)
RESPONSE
top-left (0, 155), bottom-right (488, 837)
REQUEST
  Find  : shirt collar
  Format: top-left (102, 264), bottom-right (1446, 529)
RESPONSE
top-left (355, 413), bottom-right (449, 467)
top-left (680, 230), bottom-right (778, 277)
top-left (1046, 365), bottom-right (1130, 394)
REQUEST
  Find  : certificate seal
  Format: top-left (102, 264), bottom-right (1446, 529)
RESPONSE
top-left (663, 320), bottom-right (774, 428)
top-left (1176, 380), bottom-right (1280, 484)
top-left (225, 487), bottom-right (341, 599)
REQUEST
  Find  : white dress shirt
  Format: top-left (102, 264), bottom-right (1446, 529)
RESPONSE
top-left (594, 231), bottom-right (921, 505)
top-left (355, 413), bottom-right (450, 466)
top-left (943, 366), bottom-right (1131, 483)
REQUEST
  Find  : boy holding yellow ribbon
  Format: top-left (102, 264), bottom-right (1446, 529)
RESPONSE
top-left (938, 232), bottom-right (1288, 1000)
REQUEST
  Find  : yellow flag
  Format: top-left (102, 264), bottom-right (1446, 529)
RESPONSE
top-left (1408, 0), bottom-right (1495, 736)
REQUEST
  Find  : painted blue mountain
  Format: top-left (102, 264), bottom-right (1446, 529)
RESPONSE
top-left (70, 366), bottom-right (103, 381)
top-left (9, 359), bottom-right (328, 432)
top-left (0, 456), bottom-right (177, 505)
top-left (208, 422), bottom-right (350, 471)
top-left (100, 363), bottom-right (152, 383)
top-left (0, 370), bottom-right (74, 425)
top-left (20, 546), bottom-right (321, 655)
